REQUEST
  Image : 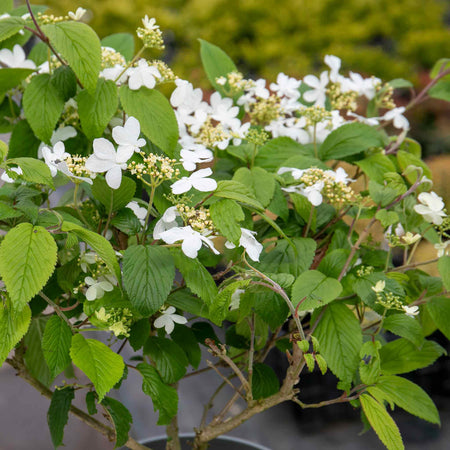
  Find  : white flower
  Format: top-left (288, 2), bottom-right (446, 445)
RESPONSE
top-left (171, 168), bottom-right (217, 195)
top-left (100, 64), bottom-right (129, 83)
top-left (347, 112), bottom-right (379, 126)
top-left (348, 72), bottom-right (381, 100)
top-left (324, 167), bottom-right (354, 185)
top-left (229, 288), bottom-right (245, 311)
top-left (142, 15), bottom-right (159, 31)
top-left (284, 181), bottom-right (324, 206)
top-left (266, 117), bottom-right (309, 144)
top-left (277, 167), bottom-right (305, 180)
top-left (153, 206), bottom-right (180, 239)
top-left (112, 116), bottom-right (146, 159)
top-left (68, 7), bottom-right (87, 21)
top-left (401, 232), bottom-right (421, 245)
top-left (216, 76), bottom-right (227, 86)
top-left (84, 276), bottom-right (115, 301)
top-left (371, 280), bottom-right (385, 293)
top-left (170, 79), bottom-right (204, 114)
top-left (324, 55), bottom-right (341, 83)
top-left (180, 144), bottom-right (213, 171)
top-left (37, 61), bottom-right (50, 74)
top-left (126, 201), bottom-right (147, 225)
top-left (127, 59), bottom-right (161, 90)
top-left (210, 92), bottom-right (240, 130)
top-left (85, 138), bottom-right (132, 189)
top-left (153, 306), bottom-right (187, 334)
top-left (225, 228), bottom-right (263, 262)
top-left (402, 305), bottom-right (419, 318)
top-left (413, 191), bottom-right (447, 225)
top-left (1, 167), bottom-right (22, 183)
top-left (79, 252), bottom-right (97, 272)
top-left (42, 141), bottom-right (70, 177)
top-left (381, 107), bottom-right (409, 130)
top-left (159, 225), bottom-right (219, 258)
top-left (38, 126), bottom-right (77, 158)
top-left (0, 44), bottom-right (36, 69)
top-left (303, 71), bottom-right (329, 106)
top-left (435, 241), bottom-right (449, 257)
top-left (270, 73), bottom-right (301, 99)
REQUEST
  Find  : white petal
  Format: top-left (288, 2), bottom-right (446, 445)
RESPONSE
top-left (181, 235), bottom-right (203, 258)
top-left (171, 178), bottom-right (192, 194)
top-left (85, 285), bottom-right (97, 301)
top-left (105, 165), bottom-right (123, 189)
top-left (85, 155), bottom-right (115, 173)
top-left (93, 138), bottom-right (116, 160)
top-left (191, 177), bottom-right (217, 192)
top-left (171, 314), bottom-right (187, 324)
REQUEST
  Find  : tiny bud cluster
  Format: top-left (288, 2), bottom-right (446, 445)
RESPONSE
top-left (101, 47), bottom-right (126, 69)
top-left (197, 119), bottom-right (228, 147)
top-left (356, 265), bottom-right (374, 277)
top-left (136, 17), bottom-right (165, 50)
top-left (128, 152), bottom-right (180, 186)
top-left (65, 155), bottom-right (93, 178)
top-left (176, 203), bottom-right (214, 233)
top-left (95, 306), bottom-right (133, 337)
top-left (327, 83), bottom-right (358, 111)
top-left (149, 60), bottom-right (176, 83)
top-left (299, 106), bottom-right (332, 127)
top-left (248, 95), bottom-right (282, 125)
top-left (37, 12), bottom-right (66, 24)
top-left (245, 128), bottom-right (269, 146)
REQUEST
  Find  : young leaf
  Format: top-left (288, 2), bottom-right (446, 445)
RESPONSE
top-left (77, 79), bottom-right (119, 140)
top-left (426, 296), bottom-right (450, 340)
top-left (123, 245), bottom-right (175, 316)
top-left (214, 180), bottom-right (264, 211)
top-left (356, 153), bottom-right (397, 184)
top-left (119, 86), bottom-right (178, 156)
top-left (209, 280), bottom-right (250, 325)
top-left (428, 80), bottom-right (450, 102)
top-left (101, 397), bottom-right (133, 448)
top-left (22, 74), bottom-right (64, 143)
top-left (171, 325), bottom-right (202, 369)
top-left (233, 167), bottom-right (276, 207)
top-left (360, 394), bottom-right (404, 450)
top-left (91, 176), bottom-right (136, 211)
top-left (382, 314), bottom-right (423, 347)
top-left (252, 363), bottom-right (279, 399)
top-left (137, 363), bottom-right (178, 425)
top-left (7, 157), bottom-right (54, 187)
top-left (143, 336), bottom-right (188, 384)
top-left (101, 33), bottom-right (135, 61)
top-left (199, 39), bottom-right (237, 95)
top-left (209, 198), bottom-right (244, 243)
top-left (0, 223), bottom-right (57, 311)
top-left (85, 391), bottom-right (97, 415)
top-left (313, 303), bottom-right (362, 383)
top-left (70, 334), bottom-right (124, 401)
top-left (42, 22), bottom-right (101, 94)
top-left (368, 375), bottom-right (440, 425)
top-left (0, 303), bottom-right (31, 366)
top-left (42, 316), bottom-right (72, 379)
top-left (291, 270), bottom-right (342, 311)
top-left (318, 122), bottom-right (384, 161)
top-left (47, 387), bottom-right (75, 449)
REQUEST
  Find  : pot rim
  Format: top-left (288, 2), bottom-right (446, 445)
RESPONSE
top-left (139, 433), bottom-right (272, 450)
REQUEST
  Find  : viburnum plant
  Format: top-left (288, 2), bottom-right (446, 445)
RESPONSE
top-left (0, 2), bottom-right (449, 450)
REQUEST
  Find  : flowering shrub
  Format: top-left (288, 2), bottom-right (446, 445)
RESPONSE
top-left (1, 3), bottom-right (450, 450)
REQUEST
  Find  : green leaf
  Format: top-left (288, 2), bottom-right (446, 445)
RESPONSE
top-left (0, 223), bottom-right (57, 310)
top-left (210, 198), bottom-right (244, 243)
top-left (430, 58), bottom-right (450, 79)
top-left (129, 319), bottom-right (150, 351)
top-left (77, 79), bottom-right (118, 140)
top-left (396, 150), bottom-right (432, 184)
top-left (7, 119), bottom-right (40, 158)
top-left (252, 363), bottom-right (279, 399)
top-left (210, 280), bottom-right (250, 325)
top-left (0, 202), bottom-right (21, 220)
top-left (0, 0), bottom-right (13, 13)
top-left (143, 336), bottom-right (188, 384)
top-left (437, 257), bottom-right (450, 291)
top-left (382, 314), bottom-right (423, 347)
top-left (191, 322), bottom-right (220, 345)
top-left (61, 221), bottom-right (121, 281)
top-left (137, 363), bottom-right (178, 425)
top-left (42, 316), bottom-right (72, 379)
top-left (91, 175), bottom-right (135, 211)
top-left (356, 153), bottom-right (397, 184)
top-left (318, 123), bottom-right (384, 161)
top-left (168, 290), bottom-right (210, 319)
top-left (213, 180), bottom-right (264, 211)
top-left (380, 338), bottom-right (446, 374)
top-left (70, 334), bottom-right (124, 401)
top-left (427, 296), bottom-right (450, 339)
top-left (388, 79), bottom-right (413, 89)
top-left (171, 249), bottom-right (217, 305)
top-left (368, 375), bottom-right (440, 425)
top-left (0, 68), bottom-right (34, 94)
top-left (255, 238), bottom-right (316, 277)
top-left (123, 245), bottom-right (175, 316)
top-left (101, 397), bottom-right (132, 448)
top-left (0, 17), bottom-right (25, 42)
top-left (233, 167), bottom-right (275, 207)
top-left (292, 270), bottom-right (342, 311)
top-left (171, 325), bottom-right (202, 369)
top-left (0, 303), bottom-right (31, 366)
top-left (47, 387), bottom-right (75, 448)
top-left (101, 33), bottom-right (134, 61)
top-left (7, 157), bottom-right (54, 187)
top-left (22, 74), bottom-right (64, 143)
top-left (317, 249), bottom-right (350, 279)
top-left (360, 394), bottom-right (404, 450)
top-left (50, 65), bottom-right (77, 102)
top-left (24, 317), bottom-right (52, 386)
top-left (110, 208), bottom-right (141, 235)
top-left (119, 85), bottom-right (178, 156)
top-left (42, 22), bottom-right (101, 94)
top-left (376, 210), bottom-right (399, 228)
top-left (85, 391), bottom-right (97, 415)
top-left (253, 289), bottom-right (289, 329)
top-left (313, 303), bottom-right (362, 383)
top-left (369, 181), bottom-right (398, 207)
top-left (428, 80), bottom-right (450, 102)
top-left (199, 39), bottom-right (237, 95)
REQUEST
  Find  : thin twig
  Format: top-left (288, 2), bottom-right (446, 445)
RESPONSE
top-left (206, 361), bottom-right (245, 400)
top-left (39, 292), bottom-right (74, 333)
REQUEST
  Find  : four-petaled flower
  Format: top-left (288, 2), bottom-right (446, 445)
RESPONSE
top-left (413, 191), bottom-right (447, 225)
top-left (42, 141), bottom-right (70, 177)
top-left (68, 7), bottom-right (87, 21)
top-left (225, 228), bottom-right (263, 262)
top-left (302, 71), bottom-right (329, 107)
top-left (84, 276), bottom-right (115, 301)
top-left (128, 59), bottom-right (161, 90)
top-left (112, 116), bottom-right (146, 159)
top-left (402, 305), bottom-right (419, 318)
top-left (0, 44), bottom-right (36, 69)
top-left (153, 306), bottom-right (187, 334)
top-left (170, 168), bottom-right (217, 195)
top-left (126, 201), bottom-right (148, 226)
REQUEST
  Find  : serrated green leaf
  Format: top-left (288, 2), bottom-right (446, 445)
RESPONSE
top-left (42, 316), bottom-right (72, 378)
top-left (396, 150), bottom-right (432, 184)
top-left (313, 303), bottom-right (362, 383)
top-left (428, 80), bottom-right (450, 102)
top-left (101, 33), bottom-right (134, 61)
top-left (356, 153), bottom-right (397, 184)
top-left (210, 280), bottom-right (250, 325)
top-left (376, 210), bottom-right (399, 228)
top-left (427, 296), bottom-right (450, 340)
top-left (85, 391), bottom-right (97, 415)
top-left (47, 387), bottom-right (75, 449)
top-left (167, 290), bottom-right (210, 319)
top-left (304, 353), bottom-right (315, 372)
top-left (382, 314), bottom-right (423, 347)
top-left (143, 336), bottom-right (188, 384)
top-left (0, 223), bottom-right (57, 310)
top-left (171, 325), bottom-right (201, 369)
top-left (7, 119), bottom-right (40, 159)
top-left (119, 85), bottom-right (178, 156)
top-left (252, 363), bottom-right (279, 399)
top-left (123, 245), bottom-right (174, 316)
top-left (0, 16), bottom-right (25, 42)
top-left (0, 0), bottom-right (13, 14)
top-left (0, 201), bottom-right (22, 220)
top-left (110, 208), bottom-right (141, 235)
top-left (42, 22), bottom-right (101, 94)
top-left (233, 167), bottom-right (275, 207)
top-left (91, 175), bottom-right (135, 211)
top-left (315, 354), bottom-right (327, 375)
top-left (7, 157), bottom-right (54, 187)
top-left (137, 363), bottom-right (178, 425)
top-left (129, 319), bottom-right (150, 351)
top-left (437, 257), bottom-right (450, 291)
top-left (0, 303), bottom-right (31, 366)
top-left (317, 249), bottom-right (350, 279)
top-left (213, 180), bottom-right (264, 211)
top-left (209, 198), bottom-right (244, 243)
top-left (360, 394), bottom-right (404, 450)
top-left (292, 270), bottom-right (342, 311)
top-left (0, 68), bottom-right (34, 94)
top-left (77, 79), bottom-right (118, 140)
top-left (388, 79), bottom-right (413, 89)
top-left (101, 397), bottom-right (132, 448)
top-left (368, 375), bottom-right (439, 425)
top-left (50, 65), bottom-right (77, 102)
top-left (253, 289), bottom-right (289, 329)
top-left (22, 74), bottom-right (64, 143)
top-left (70, 334), bottom-right (124, 401)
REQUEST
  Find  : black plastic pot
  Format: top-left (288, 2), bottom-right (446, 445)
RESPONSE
top-left (140, 434), bottom-right (272, 450)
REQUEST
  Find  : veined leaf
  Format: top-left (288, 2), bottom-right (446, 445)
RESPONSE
top-left (233, 167), bottom-right (275, 207)
top-left (252, 363), bottom-right (279, 399)
top-left (209, 198), bottom-right (244, 243)
top-left (382, 314), bottom-right (423, 347)
top-left (0, 17), bottom-right (25, 42)
top-left (91, 175), bottom-right (136, 211)
top-left (101, 397), bottom-right (133, 448)
top-left (47, 387), bottom-right (75, 448)
top-left (426, 296), bottom-right (450, 340)
top-left (7, 157), bottom-right (54, 187)
top-left (214, 180), bottom-right (264, 211)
